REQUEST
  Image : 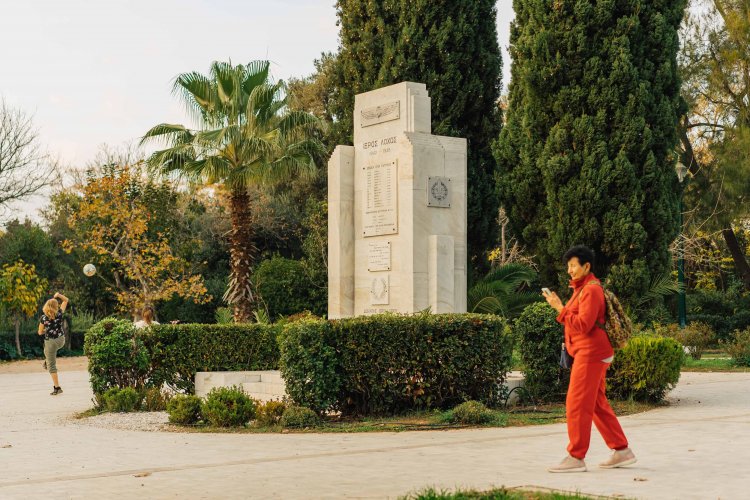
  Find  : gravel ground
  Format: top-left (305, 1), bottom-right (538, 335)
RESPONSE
top-left (73, 411), bottom-right (170, 432)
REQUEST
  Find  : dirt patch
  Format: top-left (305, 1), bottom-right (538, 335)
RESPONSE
top-left (0, 356), bottom-right (88, 374)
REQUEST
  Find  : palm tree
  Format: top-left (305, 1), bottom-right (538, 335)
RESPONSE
top-left (141, 61), bottom-right (324, 322)
top-left (468, 263), bottom-right (541, 319)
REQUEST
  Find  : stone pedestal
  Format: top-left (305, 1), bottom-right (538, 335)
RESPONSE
top-left (328, 82), bottom-right (467, 318)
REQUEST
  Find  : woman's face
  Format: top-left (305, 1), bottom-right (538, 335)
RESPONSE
top-left (567, 257), bottom-right (591, 281)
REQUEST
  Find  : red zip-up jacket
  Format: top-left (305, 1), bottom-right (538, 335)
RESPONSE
top-left (556, 273), bottom-right (613, 362)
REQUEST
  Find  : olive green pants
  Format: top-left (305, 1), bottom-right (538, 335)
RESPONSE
top-left (44, 336), bottom-right (65, 374)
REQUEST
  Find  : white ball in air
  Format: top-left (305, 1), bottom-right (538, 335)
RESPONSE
top-left (83, 263), bottom-right (96, 277)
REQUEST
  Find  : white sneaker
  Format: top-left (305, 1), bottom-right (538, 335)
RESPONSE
top-left (548, 455), bottom-right (587, 473)
top-left (599, 448), bottom-right (637, 469)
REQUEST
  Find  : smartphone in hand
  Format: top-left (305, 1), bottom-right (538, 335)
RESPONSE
top-left (541, 287), bottom-right (552, 296)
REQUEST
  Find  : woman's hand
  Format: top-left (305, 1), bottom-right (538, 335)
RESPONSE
top-left (543, 290), bottom-right (564, 313)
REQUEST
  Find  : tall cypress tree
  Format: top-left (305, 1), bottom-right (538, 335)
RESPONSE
top-left (495, 0), bottom-right (687, 301)
top-left (329, 0), bottom-right (503, 269)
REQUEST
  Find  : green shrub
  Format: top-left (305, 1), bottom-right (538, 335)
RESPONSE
top-left (103, 387), bottom-right (143, 412)
top-left (254, 255), bottom-right (327, 320)
top-left (279, 319), bottom-right (341, 414)
top-left (514, 302), bottom-right (569, 402)
top-left (143, 323), bottom-right (280, 393)
top-left (281, 313), bottom-right (513, 416)
top-left (201, 386), bottom-right (256, 427)
top-left (142, 387), bottom-right (170, 411)
top-left (450, 401), bottom-right (493, 425)
top-left (687, 289), bottom-right (750, 340)
top-left (280, 405), bottom-right (320, 428)
top-left (166, 394), bottom-right (203, 425)
top-left (255, 400), bottom-right (287, 426)
top-left (723, 328), bottom-right (750, 367)
top-left (85, 319), bottom-right (150, 394)
top-left (675, 322), bottom-right (717, 359)
top-left (608, 336), bottom-right (683, 402)
top-left (214, 307), bottom-right (233, 324)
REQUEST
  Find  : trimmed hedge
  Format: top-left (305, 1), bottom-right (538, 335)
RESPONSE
top-left (280, 313), bottom-right (513, 416)
top-left (85, 321), bottom-right (280, 395)
top-left (143, 323), bottom-right (281, 393)
top-left (513, 302), bottom-right (569, 402)
top-left (607, 335), bottom-right (684, 402)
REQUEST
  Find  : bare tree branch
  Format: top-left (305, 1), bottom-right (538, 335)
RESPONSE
top-left (0, 98), bottom-right (58, 214)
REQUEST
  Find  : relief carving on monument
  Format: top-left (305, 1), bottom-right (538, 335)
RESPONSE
top-left (360, 101), bottom-right (400, 128)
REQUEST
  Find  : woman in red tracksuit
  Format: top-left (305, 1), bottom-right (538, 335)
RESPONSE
top-left (543, 245), bottom-right (636, 473)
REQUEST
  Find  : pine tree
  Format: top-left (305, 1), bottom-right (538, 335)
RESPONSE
top-left (329, 0), bottom-right (503, 268)
top-left (495, 0), bottom-right (687, 302)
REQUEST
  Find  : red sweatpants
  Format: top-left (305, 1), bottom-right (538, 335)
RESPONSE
top-left (566, 360), bottom-right (628, 459)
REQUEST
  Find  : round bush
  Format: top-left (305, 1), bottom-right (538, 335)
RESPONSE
top-left (103, 387), bottom-right (143, 413)
top-left (201, 386), bottom-right (256, 427)
top-left (608, 336), bottom-right (683, 402)
top-left (514, 302), bottom-right (569, 402)
top-left (166, 394), bottom-right (203, 425)
top-left (670, 322), bottom-right (717, 360)
top-left (255, 400), bottom-right (287, 426)
top-left (85, 318), bottom-right (150, 394)
top-left (450, 401), bottom-right (493, 425)
top-left (280, 405), bottom-right (320, 428)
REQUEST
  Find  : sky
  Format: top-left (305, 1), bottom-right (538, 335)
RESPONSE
top-left (0, 1), bottom-right (515, 222)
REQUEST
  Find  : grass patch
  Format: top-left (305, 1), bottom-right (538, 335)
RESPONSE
top-left (156, 399), bottom-right (657, 434)
top-left (681, 353), bottom-right (750, 372)
top-left (403, 486), bottom-right (606, 499)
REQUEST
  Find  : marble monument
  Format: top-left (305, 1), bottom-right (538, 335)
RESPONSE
top-left (328, 82), bottom-right (467, 317)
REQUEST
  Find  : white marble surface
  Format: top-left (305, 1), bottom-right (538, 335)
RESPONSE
top-left (329, 82), bottom-right (467, 317)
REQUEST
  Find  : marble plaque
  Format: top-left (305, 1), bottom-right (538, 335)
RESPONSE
top-left (363, 160), bottom-right (398, 237)
top-left (369, 275), bottom-right (390, 305)
top-left (367, 241), bottom-right (391, 272)
top-left (427, 176), bottom-right (451, 208)
top-left (361, 101), bottom-right (400, 128)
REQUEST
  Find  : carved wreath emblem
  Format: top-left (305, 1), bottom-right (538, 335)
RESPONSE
top-left (431, 180), bottom-right (449, 201)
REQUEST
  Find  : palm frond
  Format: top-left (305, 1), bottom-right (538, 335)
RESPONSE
top-left (480, 263), bottom-right (536, 289)
top-left (241, 60), bottom-right (271, 95)
top-left (139, 123), bottom-right (192, 147)
top-left (635, 273), bottom-right (681, 309)
top-left (468, 283), bottom-right (503, 314)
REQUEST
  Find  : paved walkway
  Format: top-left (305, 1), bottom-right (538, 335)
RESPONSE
top-left (1, 361), bottom-right (748, 499)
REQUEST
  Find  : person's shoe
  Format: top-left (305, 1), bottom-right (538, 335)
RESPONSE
top-left (50, 386), bottom-right (63, 396)
top-left (42, 361), bottom-right (47, 370)
top-left (599, 448), bottom-right (637, 469)
top-left (548, 455), bottom-right (587, 473)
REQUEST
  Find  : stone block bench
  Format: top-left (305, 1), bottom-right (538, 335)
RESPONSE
top-left (195, 370), bottom-right (287, 402)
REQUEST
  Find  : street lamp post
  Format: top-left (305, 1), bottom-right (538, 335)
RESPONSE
top-left (676, 162), bottom-right (688, 328)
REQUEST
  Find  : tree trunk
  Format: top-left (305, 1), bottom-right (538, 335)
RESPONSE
top-left (226, 189), bottom-right (255, 323)
top-left (722, 227), bottom-right (750, 290)
top-left (14, 317), bottom-right (23, 358)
